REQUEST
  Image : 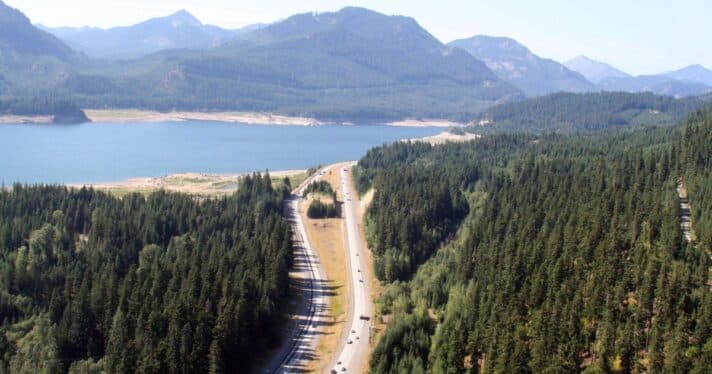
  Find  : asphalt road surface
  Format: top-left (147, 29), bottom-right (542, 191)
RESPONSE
top-left (263, 169), bottom-right (330, 373)
top-left (328, 164), bottom-right (372, 374)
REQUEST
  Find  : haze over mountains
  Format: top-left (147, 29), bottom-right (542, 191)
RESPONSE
top-left (664, 64), bottom-right (712, 86)
top-left (40, 10), bottom-right (263, 59)
top-left (448, 36), bottom-right (593, 96)
top-left (0, 0), bottom-right (710, 122)
top-left (0, 1), bottom-right (78, 62)
top-left (564, 55), bottom-right (712, 97)
top-left (564, 56), bottom-right (631, 84)
top-left (2, 3), bottom-right (523, 121)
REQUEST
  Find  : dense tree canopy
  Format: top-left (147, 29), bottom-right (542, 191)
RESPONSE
top-left (0, 97), bottom-right (88, 123)
top-left (471, 92), bottom-right (710, 134)
top-left (361, 112), bottom-right (712, 373)
top-left (0, 174), bottom-right (292, 373)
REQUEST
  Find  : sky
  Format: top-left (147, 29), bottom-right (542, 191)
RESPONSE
top-left (6, 0), bottom-right (711, 75)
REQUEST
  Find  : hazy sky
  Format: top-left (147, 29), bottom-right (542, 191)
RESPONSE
top-left (6, 0), bottom-right (711, 75)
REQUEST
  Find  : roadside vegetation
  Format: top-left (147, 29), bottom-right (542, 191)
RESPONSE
top-left (304, 180), bottom-right (341, 219)
top-left (359, 109), bottom-right (712, 372)
top-left (299, 166), bottom-right (350, 372)
top-left (307, 200), bottom-right (341, 219)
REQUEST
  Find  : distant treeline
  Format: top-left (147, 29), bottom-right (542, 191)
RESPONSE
top-left (0, 97), bottom-right (88, 123)
top-left (471, 92), bottom-right (711, 134)
top-left (0, 174), bottom-right (292, 373)
top-left (359, 110), bottom-right (712, 372)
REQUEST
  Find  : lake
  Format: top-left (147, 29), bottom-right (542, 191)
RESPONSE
top-left (0, 122), bottom-right (443, 184)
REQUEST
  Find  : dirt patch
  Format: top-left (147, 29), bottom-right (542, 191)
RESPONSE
top-left (0, 115), bottom-right (53, 124)
top-left (70, 170), bottom-right (306, 197)
top-left (407, 131), bottom-right (481, 145)
top-left (387, 119), bottom-right (465, 128)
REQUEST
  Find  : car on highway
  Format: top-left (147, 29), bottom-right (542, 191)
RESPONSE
top-left (347, 339), bottom-right (353, 344)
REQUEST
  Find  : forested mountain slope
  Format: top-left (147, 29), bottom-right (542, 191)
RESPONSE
top-left (63, 7), bottom-right (520, 121)
top-left (677, 108), bottom-right (712, 249)
top-left (0, 1), bottom-right (77, 62)
top-left (0, 97), bottom-right (88, 123)
top-left (0, 3), bottom-right (522, 122)
top-left (358, 111), bottom-right (712, 372)
top-left (0, 0), bottom-right (80, 96)
top-left (0, 174), bottom-right (292, 372)
top-left (471, 92), bottom-right (711, 134)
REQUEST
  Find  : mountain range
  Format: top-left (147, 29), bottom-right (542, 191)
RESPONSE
top-left (448, 36), bottom-right (593, 96)
top-left (564, 55), bottom-right (712, 98)
top-left (664, 64), bottom-right (712, 86)
top-left (0, 0), bottom-right (710, 122)
top-left (564, 56), bottom-right (630, 84)
top-left (39, 10), bottom-right (263, 59)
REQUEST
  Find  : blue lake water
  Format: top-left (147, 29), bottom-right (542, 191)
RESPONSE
top-left (0, 122), bottom-right (443, 184)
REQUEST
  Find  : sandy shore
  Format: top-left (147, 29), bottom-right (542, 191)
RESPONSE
top-left (68, 169), bottom-right (307, 196)
top-left (85, 110), bottom-right (325, 126)
top-left (0, 115), bottom-right (54, 124)
top-left (407, 131), bottom-right (481, 145)
top-left (386, 119), bottom-right (466, 128)
top-left (84, 109), bottom-right (465, 127)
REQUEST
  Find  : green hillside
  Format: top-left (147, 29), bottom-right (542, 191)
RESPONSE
top-left (0, 4), bottom-right (522, 122)
top-left (0, 175), bottom-right (292, 372)
top-left (358, 109), bottom-right (712, 372)
top-left (471, 92), bottom-right (711, 133)
top-left (0, 1), bottom-right (77, 61)
top-left (0, 97), bottom-right (88, 123)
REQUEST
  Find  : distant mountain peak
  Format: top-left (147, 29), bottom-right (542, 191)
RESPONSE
top-left (564, 55), bottom-right (630, 84)
top-left (664, 64), bottom-right (712, 86)
top-left (42, 8), bottom-right (244, 59)
top-left (167, 9), bottom-right (201, 27)
top-left (449, 35), bottom-right (593, 96)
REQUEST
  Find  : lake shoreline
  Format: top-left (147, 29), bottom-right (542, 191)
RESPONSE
top-left (0, 121), bottom-right (445, 184)
top-left (0, 110), bottom-right (465, 128)
top-left (83, 109), bottom-right (464, 128)
top-left (65, 169), bottom-right (309, 196)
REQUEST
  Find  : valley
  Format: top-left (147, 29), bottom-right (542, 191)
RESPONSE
top-left (0, 1), bottom-right (711, 373)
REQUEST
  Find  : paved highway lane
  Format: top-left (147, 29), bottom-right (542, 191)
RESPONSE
top-left (329, 164), bottom-right (372, 374)
top-left (263, 169), bottom-right (331, 373)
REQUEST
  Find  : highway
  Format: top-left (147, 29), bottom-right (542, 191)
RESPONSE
top-left (263, 169), bottom-right (330, 373)
top-left (328, 163), bottom-right (372, 374)
top-left (263, 163), bottom-right (372, 374)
